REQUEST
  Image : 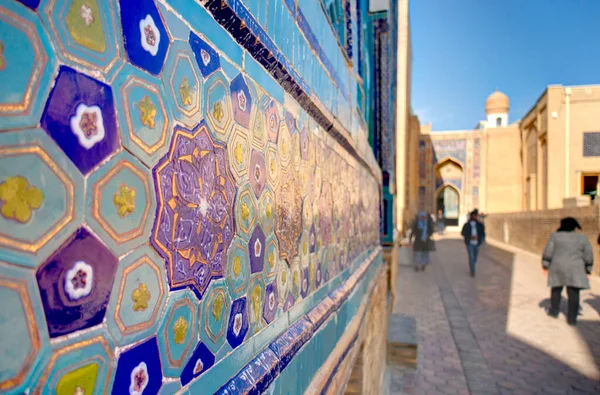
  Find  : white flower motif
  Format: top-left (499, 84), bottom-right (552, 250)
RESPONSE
top-left (254, 238), bottom-right (262, 258)
top-left (302, 278), bottom-right (307, 291)
top-left (237, 90), bottom-right (247, 112)
top-left (268, 292), bottom-right (275, 310)
top-left (199, 198), bottom-right (209, 216)
top-left (139, 15), bottom-right (160, 56)
top-left (64, 261), bottom-right (94, 301)
top-left (193, 358), bottom-right (204, 375)
top-left (317, 269), bottom-right (321, 282)
top-left (129, 362), bottom-right (149, 395)
top-left (233, 312), bottom-right (243, 336)
top-left (69, 104), bottom-right (105, 150)
top-left (80, 4), bottom-right (94, 26)
top-left (200, 49), bottom-right (211, 66)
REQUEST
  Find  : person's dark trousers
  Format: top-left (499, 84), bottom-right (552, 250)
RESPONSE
top-left (549, 286), bottom-right (580, 324)
top-left (466, 244), bottom-right (480, 275)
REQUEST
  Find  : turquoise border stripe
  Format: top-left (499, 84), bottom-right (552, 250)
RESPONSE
top-left (245, 56), bottom-right (284, 104)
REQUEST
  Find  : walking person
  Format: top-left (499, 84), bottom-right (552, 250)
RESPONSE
top-left (410, 212), bottom-right (435, 272)
top-left (436, 209), bottom-right (445, 235)
top-left (461, 209), bottom-right (485, 277)
top-left (542, 217), bottom-right (593, 326)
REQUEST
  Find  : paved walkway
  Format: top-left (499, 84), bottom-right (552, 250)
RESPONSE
top-left (392, 234), bottom-right (600, 395)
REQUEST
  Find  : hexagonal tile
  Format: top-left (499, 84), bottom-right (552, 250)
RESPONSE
top-left (113, 64), bottom-right (173, 167)
top-left (278, 121), bottom-right (292, 170)
top-left (158, 289), bottom-right (198, 378)
top-left (41, 66), bottom-right (120, 175)
top-left (226, 237), bottom-right (250, 300)
top-left (189, 31), bottom-right (220, 78)
top-left (283, 291), bottom-right (295, 312)
top-left (249, 149), bottom-right (267, 199)
top-left (34, 333), bottom-right (114, 394)
top-left (0, 1), bottom-right (57, 130)
top-left (151, 122), bottom-right (235, 298)
top-left (119, 0), bottom-right (170, 76)
top-left (234, 183), bottom-right (257, 241)
top-left (204, 70), bottom-right (233, 143)
top-left (300, 266), bottom-right (310, 299)
top-left (290, 257), bottom-right (301, 300)
top-left (86, 151), bottom-right (156, 256)
top-left (263, 235), bottom-right (279, 284)
top-left (39, 0), bottom-right (123, 77)
top-left (180, 342), bottom-right (215, 386)
top-left (226, 297), bottom-right (248, 349)
top-left (300, 163), bottom-right (313, 199)
top-left (291, 132), bottom-right (301, 172)
top-left (276, 261), bottom-right (290, 306)
top-left (105, 245), bottom-right (167, 346)
top-left (259, 186), bottom-right (275, 236)
top-left (250, 101), bottom-right (267, 151)
top-left (262, 281), bottom-right (279, 324)
top-left (230, 73), bottom-right (253, 129)
top-left (36, 227), bottom-right (119, 338)
top-left (283, 110), bottom-right (297, 135)
top-left (264, 100), bottom-right (279, 143)
top-left (247, 274), bottom-right (265, 335)
top-left (302, 197), bottom-right (313, 231)
top-left (111, 337), bottom-right (162, 394)
top-left (299, 230), bottom-right (310, 268)
top-left (199, 279), bottom-right (231, 354)
top-left (299, 127), bottom-right (309, 161)
top-left (248, 225), bottom-right (266, 275)
top-left (0, 262), bottom-right (50, 393)
top-left (227, 124), bottom-right (251, 183)
top-left (0, 129), bottom-right (84, 268)
top-left (162, 40), bottom-right (202, 127)
top-left (265, 143), bottom-right (280, 190)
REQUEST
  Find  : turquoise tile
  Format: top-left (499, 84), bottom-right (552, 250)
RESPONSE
top-left (245, 56), bottom-right (284, 104)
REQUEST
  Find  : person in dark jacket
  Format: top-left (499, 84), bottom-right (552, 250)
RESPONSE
top-left (461, 209), bottom-right (486, 277)
top-left (542, 217), bottom-right (593, 325)
top-left (410, 212), bottom-right (435, 272)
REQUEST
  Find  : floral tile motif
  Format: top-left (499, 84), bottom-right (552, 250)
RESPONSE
top-left (0, 1), bottom-right (57, 131)
top-left (204, 71), bottom-right (233, 143)
top-left (226, 297), bottom-right (249, 349)
top-left (189, 31), bottom-right (220, 78)
top-left (180, 342), bottom-right (215, 386)
top-left (249, 149), bottom-right (267, 200)
top-left (248, 225), bottom-right (266, 274)
top-left (259, 186), bottom-right (275, 236)
top-left (275, 172), bottom-right (303, 265)
top-left (225, 237), bottom-right (250, 300)
top-left (247, 274), bottom-right (265, 335)
top-left (118, 0), bottom-right (169, 76)
top-left (41, 66), bottom-right (119, 175)
top-left (112, 337), bottom-right (162, 395)
top-left (36, 227), bottom-right (119, 337)
top-left (200, 279), bottom-right (231, 353)
top-left (262, 281), bottom-right (278, 324)
top-left (283, 110), bottom-right (297, 135)
top-left (264, 100), bottom-right (280, 144)
top-left (299, 127), bottom-right (309, 161)
top-left (227, 124), bottom-right (251, 183)
top-left (152, 122), bottom-right (236, 298)
top-left (230, 74), bottom-right (253, 128)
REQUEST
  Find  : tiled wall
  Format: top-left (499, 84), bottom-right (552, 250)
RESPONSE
top-left (0, 0), bottom-right (382, 394)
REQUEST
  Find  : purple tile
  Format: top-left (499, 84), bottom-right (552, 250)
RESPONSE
top-left (309, 224), bottom-right (317, 254)
top-left (248, 225), bottom-right (266, 274)
top-left (41, 66), bottom-right (119, 175)
top-left (300, 267), bottom-right (309, 298)
top-left (151, 122), bottom-right (236, 298)
top-left (216, 347), bottom-right (279, 395)
top-left (283, 291), bottom-right (295, 312)
top-left (230, 74), bottom-right (253, 128)
top-left (283, 110), bottom-right (296, 134)
top-left (264, 100), bottom-right (279, 143)
top-left (180, 342), bottom-right (215, 386)
top-left (189, 31), bottom-right (220, 78)
top-left (36, 227), bottom-right (118, 338)
top-left (299, 127), bottom-right (309, 160)
top-left (112, 337), bottom-right (163, 395)
top-left (226, 297), bottom-right (249, 349)
top-left (249, 150), bottom-right (266, 199)
top-left (262, 282), bottom-right (278, 323)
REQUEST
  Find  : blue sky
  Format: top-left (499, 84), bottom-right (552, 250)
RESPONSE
top-left (410, 0), bottom-right (600, 130)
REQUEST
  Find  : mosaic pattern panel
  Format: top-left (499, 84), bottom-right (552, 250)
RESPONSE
top-left (0, 0), bottom-right (380, 393)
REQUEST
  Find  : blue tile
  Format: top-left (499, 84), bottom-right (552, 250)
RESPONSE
top-left (189, 31), bottom-right (221, 77)
top-left (112, 337), bottom-right (163, 395)
top-left (245, 56), bottom-right (284, 104)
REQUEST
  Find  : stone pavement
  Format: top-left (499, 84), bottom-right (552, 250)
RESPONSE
top-left (391, 234), bottom-right (600, 395)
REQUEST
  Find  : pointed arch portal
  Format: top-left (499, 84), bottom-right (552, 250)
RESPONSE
top-left (437, 185), bottom-right (460, 226)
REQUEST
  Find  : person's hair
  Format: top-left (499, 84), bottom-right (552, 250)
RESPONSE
top-left (470, 209), bottom-right (479, 220)
top-left (557, 217), bottom-right (582, 232)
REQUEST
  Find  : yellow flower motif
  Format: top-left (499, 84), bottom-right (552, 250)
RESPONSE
top-left (251, 285), bottom-right (261, 322)
top-left (213, 101), bottom-right (224, 122)
top-left (267, 252), bottom-right (274, 268)
top-left (241, 202), bottom-right (250, 222)
top-left (179, 77), bottom-right (193, 107)
top-left (132, 283), bottom-right (151, 311)
top-left (265, 202), bottom-right (272, 220)
top-left (113, 184), bottom-right (136, 218)
top-left (137, 95), bottom-right (156, 128)
top-left (212, 294), bottom-right (224, 321)
top-left (270, 159), bottom-right (276, 174)
top-left (282, 140), bottom-right (288, 156)
top-left (303, 241), bottom-right (308, 255)
top-left (281, 271), bottom-right (287, 284)
top-left (173, 316), bottom-right (189, 344)
top-left (0, 176), bottom-right (44, 223)
top-left (233, 256), bottom-right (242, 276)
top-left (234, 142), bottom-right (244, 165)
top-left (293, 271), bottom-right (299, 288)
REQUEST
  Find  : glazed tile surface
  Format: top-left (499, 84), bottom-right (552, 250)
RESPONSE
top-left (0, 0), bottom-right (381, 393)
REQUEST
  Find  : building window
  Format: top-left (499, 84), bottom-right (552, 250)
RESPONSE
top-left (583, 132), bottom-right (600, 157)
top-left (496, 117), bottom-right (502, 127)
top-left (581, 174), bottom-right (599, 200)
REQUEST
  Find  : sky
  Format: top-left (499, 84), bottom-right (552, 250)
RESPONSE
top-left (410, 0), bottom-right (600, 131)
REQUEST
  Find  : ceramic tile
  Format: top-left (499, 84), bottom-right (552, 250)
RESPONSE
top-left (226, 296), bottom-right (249, 349)
top-left (111, 337), bottom-right (163, 394)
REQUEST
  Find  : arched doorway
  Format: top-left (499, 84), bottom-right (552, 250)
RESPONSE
top-left (437, 185), bottom-right (460, 226)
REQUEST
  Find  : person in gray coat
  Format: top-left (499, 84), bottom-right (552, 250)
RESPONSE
top-left (542, 217), bottom-right (594, 325)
